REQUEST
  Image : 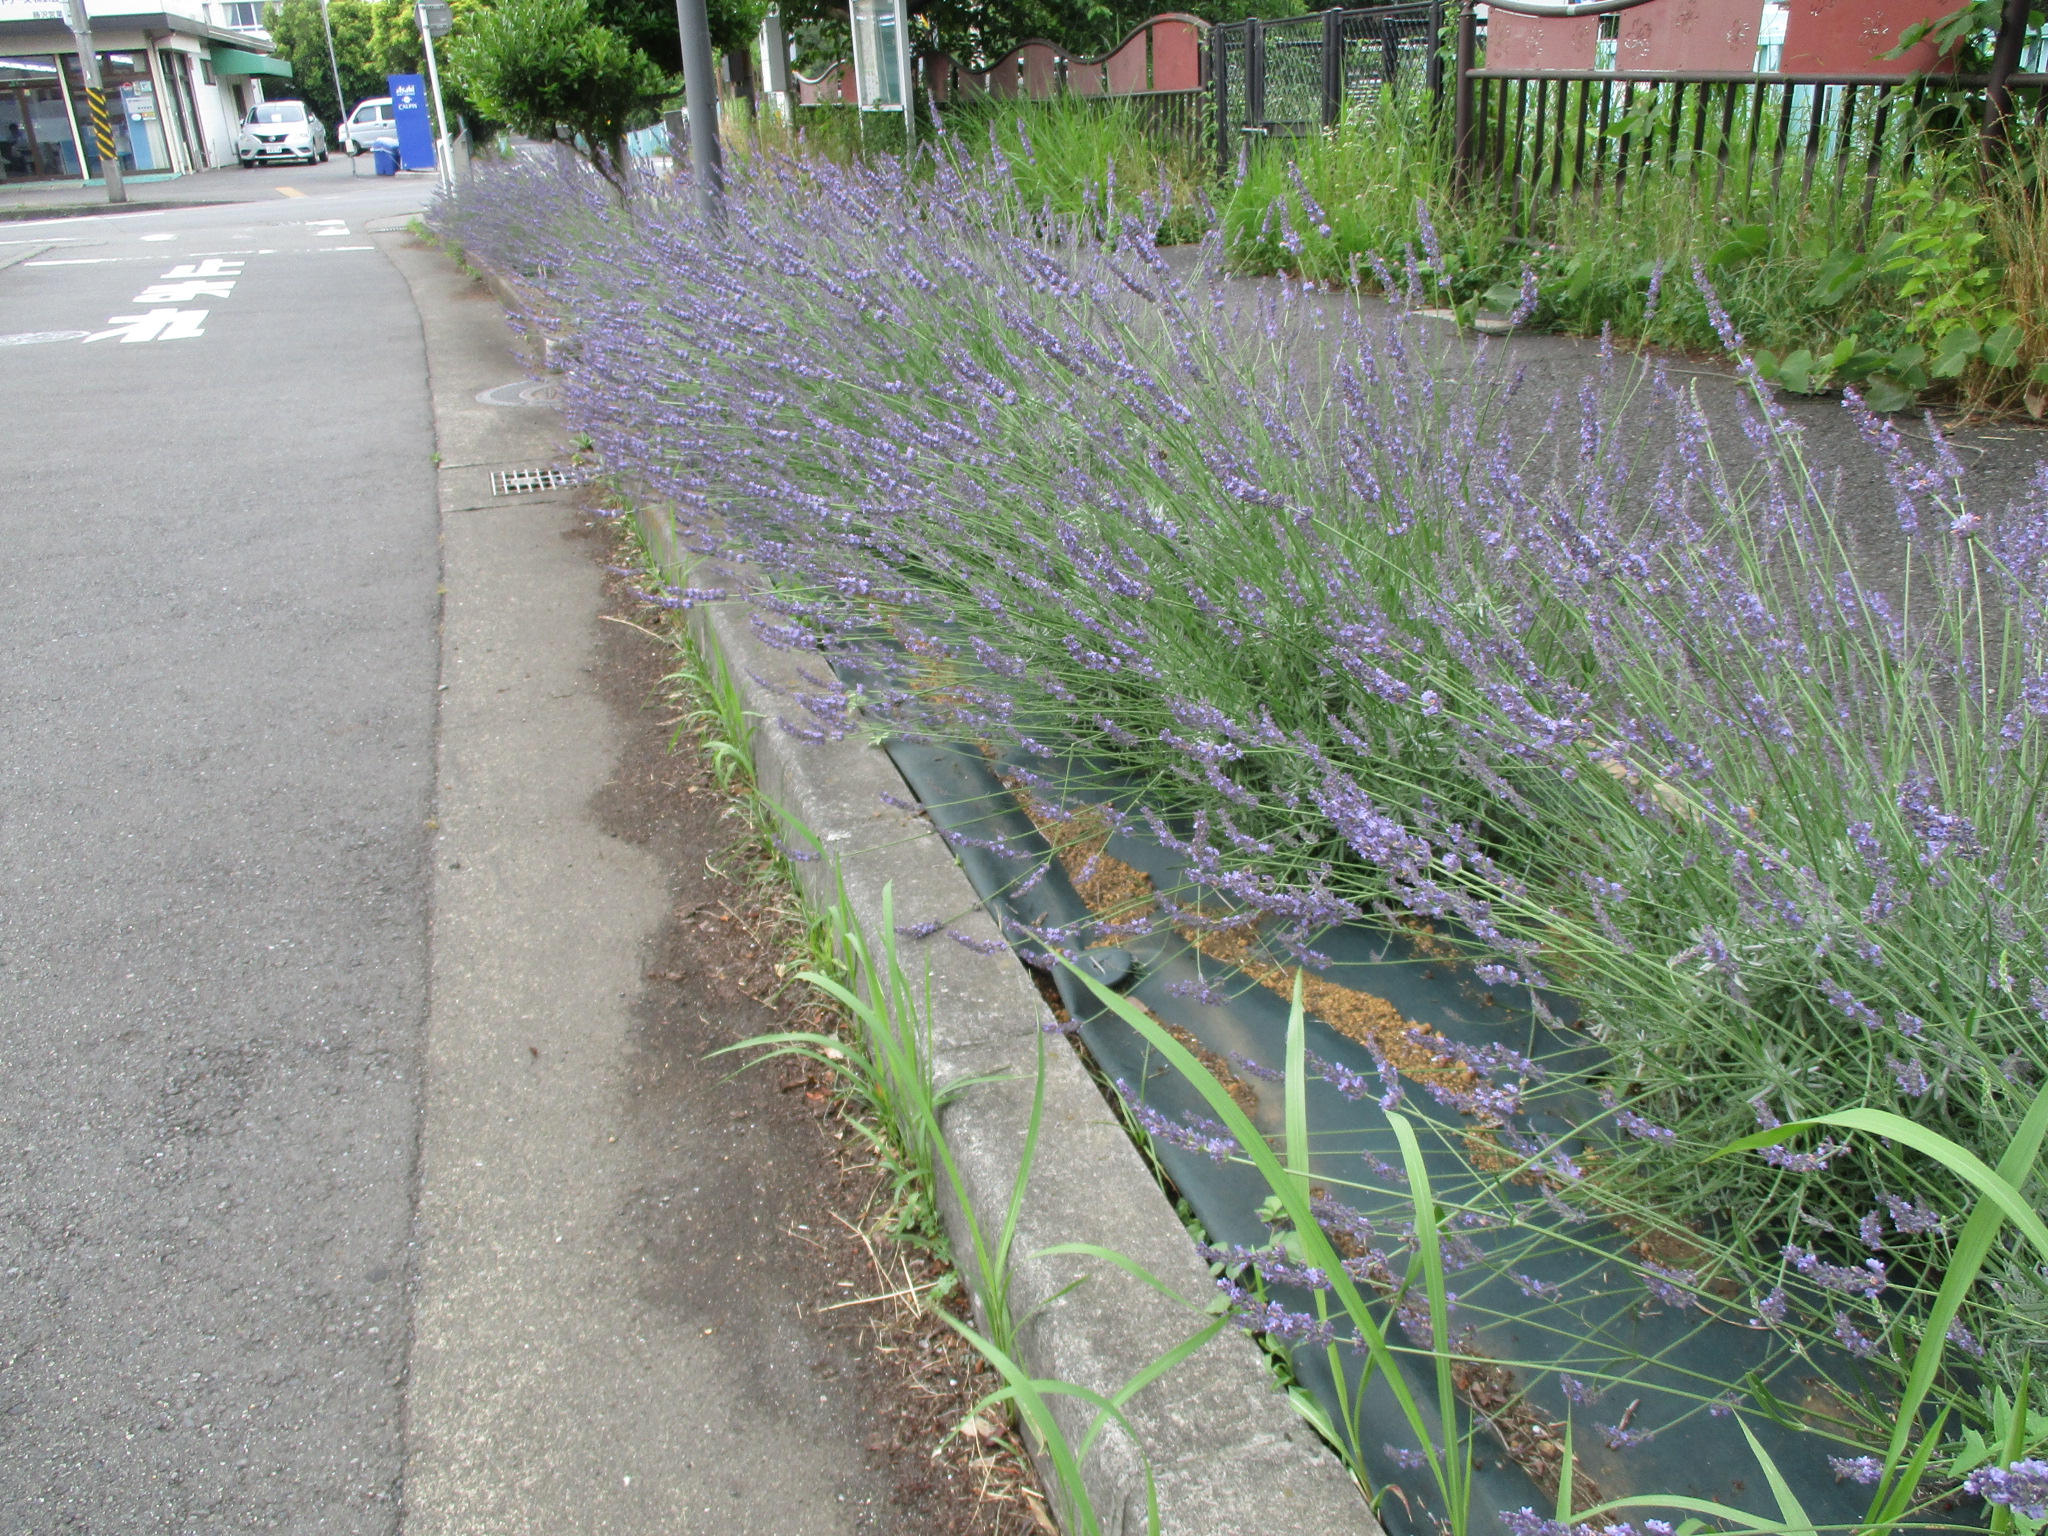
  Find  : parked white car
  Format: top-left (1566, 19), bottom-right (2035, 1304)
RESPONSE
top-left (341, 97), bottom-right (396, 156)
top-left (236, 101), bottom-right (327, 166)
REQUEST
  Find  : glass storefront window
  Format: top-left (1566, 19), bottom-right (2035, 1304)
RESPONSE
top-left (63, 51), bottom-right (172, 177)
top-left (0, 55), bottom-right (83, 181)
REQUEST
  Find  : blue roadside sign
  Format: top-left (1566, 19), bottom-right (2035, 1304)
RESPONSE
top-left (387, 74), bottom-right (435, 170)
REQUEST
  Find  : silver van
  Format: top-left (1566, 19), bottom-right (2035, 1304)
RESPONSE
top-left (341, 97), bottom-right (395, 155)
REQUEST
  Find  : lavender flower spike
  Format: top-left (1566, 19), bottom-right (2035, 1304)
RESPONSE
top-left (1965, 1459), bottom-right (2048, 1520)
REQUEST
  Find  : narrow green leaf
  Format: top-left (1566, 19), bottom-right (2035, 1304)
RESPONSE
top-left (1285, 971), bottom-right (1310, 1193)
top-left (1737, 1416), bottom-right (1817, 1536)
top-left (1871, 1079), bottom-right (2048, 1519)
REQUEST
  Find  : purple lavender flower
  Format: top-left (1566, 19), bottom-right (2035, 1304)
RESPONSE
top-left (1761, 1139), bottom-right (1844, 1174)
top-left (1311, 1193), bottom-right (1376, 1246)
top-left (1859, 1211), bottom-right (1886, 1250)
top-left (1784, 1243), bottom-right (1887, 1298)
top-left (1226, 1050), bottom-right (1283, 1081)
top-left (1881, 1194), bottom-right (1946, 1236)
top-left (1114, 1080), bottom-right (1238, 1163)
top-left (1510, 266), bottom-right (1541, 327)
top-left (1386, 1444), bottom-right (1432, 1470)
top-left (947, 929), bottom-right (1010, 956)
top-left (1832, 1311), bottom-right (1881, 1358)
top-left (1641, 1262), bottom-right (1697, 1310)
top-left (1413, 198), bottom-right (1445, 272)
top-left (1614, 1107), bottom-right (1678, 1145)
top-left (1888, 1056), bottom-right (1932, 1097)
top-left (1514, 1272), bottom-right (1564, 1300)
top-left (1821, 977), bottom-right (1883, 1032)
top-left (1500, 1511), bottom-right (1570, 1536)
top-left (1363, 1153), bottom-right (1409, 1185)
top-left (1964, 1459), bottom-right (2048, 1520)
top-left (1559, 1374), bottom-right (1599, 1404)
top-left (1946, 1318), bottom-right (1986, 1357)
top-left (1829, 1455), bottom-right (1884, 1485)
top-left (1197, 1242), bottom-right (1330, 1291)
top-left (1215, 1277), bottom-right (1338, 1347)
top-left (1599, 1421), bottom-right (1653, 1450)
top-left (1750, 1287), bottom-right (1789, 1327)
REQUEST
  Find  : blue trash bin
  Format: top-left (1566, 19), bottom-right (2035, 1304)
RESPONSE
top-left (371, 139), bottom-right (400, 176)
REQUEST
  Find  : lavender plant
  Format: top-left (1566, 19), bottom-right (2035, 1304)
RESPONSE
top-left (432, 140), bottom-right (2048, 1460)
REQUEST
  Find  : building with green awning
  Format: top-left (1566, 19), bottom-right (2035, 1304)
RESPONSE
top-left (0, 3), bottom-right (297, 183)
top-left (208, 43), bottom-right (291, 80)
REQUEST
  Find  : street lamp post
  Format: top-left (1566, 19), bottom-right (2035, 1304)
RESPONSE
top-left (60, 0), bottom-right (125, 204)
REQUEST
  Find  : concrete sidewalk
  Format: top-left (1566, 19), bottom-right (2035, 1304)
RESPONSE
top-left (384, 230), bottom-right (928, 1535)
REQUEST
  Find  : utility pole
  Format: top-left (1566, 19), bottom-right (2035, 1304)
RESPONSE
top-left (61, 0), bottom-right (125, 204)
top-left (674, 0), bottom-right (723, 219)
top-left (416, 0), bottom-right (455, 191)
top-left (318, 0), bottom-right (357, 176)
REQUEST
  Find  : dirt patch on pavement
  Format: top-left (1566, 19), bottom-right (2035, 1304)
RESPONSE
top-left (574, 512), bottom-right (1051, 1536)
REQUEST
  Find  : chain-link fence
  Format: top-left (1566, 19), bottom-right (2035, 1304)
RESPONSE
top-left (1211, 2), bottom-right (1441, 164)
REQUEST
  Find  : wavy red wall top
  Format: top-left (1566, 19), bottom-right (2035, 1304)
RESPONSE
top-left (795, 13), bottom-right (1207, 106)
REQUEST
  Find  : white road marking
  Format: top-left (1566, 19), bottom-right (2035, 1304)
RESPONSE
top-left (0, 330), bottom-right (90, 346)
top-left (26, 258), bottom-right (119, 266)
top-left (324, 245), bottom-right (375, 251)
top-left (140, 233), bottom-right (176, 242)
top-left (161, 259), bottom-right (244, 279)
top-left (84, 309), bottom-right (208, 343)
top-left (133, 280), bottom-right (234, 303)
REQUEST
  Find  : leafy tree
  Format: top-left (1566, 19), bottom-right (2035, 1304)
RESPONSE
top-left (264, 0), bottom-right (383, 124)
top-left (369, 0), bottom-right (499, 134)
top-left (588, 0), bottom-right (769, 74)
top-left (451, 0), bottom-right (675, 191)
top-left (778, 0), bottom-right (1300, 77)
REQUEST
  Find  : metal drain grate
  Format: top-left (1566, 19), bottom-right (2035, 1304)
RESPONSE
top-left (491, 466), bottom-right (580, 495)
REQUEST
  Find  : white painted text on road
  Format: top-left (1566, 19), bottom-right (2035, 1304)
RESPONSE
top-left (85, 309), bottom-right (209, 343)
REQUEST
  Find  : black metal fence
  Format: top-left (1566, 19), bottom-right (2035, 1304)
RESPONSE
top-left (1467, 66), bottom-right (2048, 231)
top-left (1207, 2), bottom-right (2047, 224)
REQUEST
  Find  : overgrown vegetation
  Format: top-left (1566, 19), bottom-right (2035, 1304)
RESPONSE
top-left (436, 119), bottom-right (2048, 1530)
top-left (1222, 75), bottom-right (2048, 417)
top-left (766, 65), bottom-right (2047, 415)
top-left (451, 0), bottom-right (673, 192)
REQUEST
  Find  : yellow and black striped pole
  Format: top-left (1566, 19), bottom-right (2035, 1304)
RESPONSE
top-left (86, 86), bottom-right (116, 162)
top-left (60, 0), bottom-right (126, 202)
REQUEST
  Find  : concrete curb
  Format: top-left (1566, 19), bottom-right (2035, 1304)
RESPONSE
top-left (472, 256), bottom-right (1372, 1535)
top-left (680, 559), bottom-right (1369, 1536)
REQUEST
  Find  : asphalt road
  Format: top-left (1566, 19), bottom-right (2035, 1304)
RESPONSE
top-left (0, 161), bottom-right (439, 1531)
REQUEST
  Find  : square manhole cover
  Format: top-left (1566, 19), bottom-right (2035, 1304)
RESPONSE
top-left (490, 466), bottom-right (583, 496)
